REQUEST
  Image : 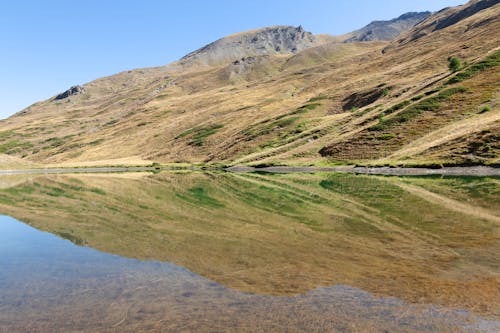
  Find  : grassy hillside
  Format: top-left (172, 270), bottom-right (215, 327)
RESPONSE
top-left (0, 0), bottom-right (498, 168)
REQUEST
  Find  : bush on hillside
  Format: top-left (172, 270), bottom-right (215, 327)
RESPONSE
top-left (448, 57), bottom-right (462, 72)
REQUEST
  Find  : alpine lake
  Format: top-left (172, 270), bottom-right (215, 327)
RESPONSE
top-left (0, 170), bottom-right (498, 332)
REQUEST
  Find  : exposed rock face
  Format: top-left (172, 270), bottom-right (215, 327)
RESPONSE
top-left (344, 12), bottom-right (431, 42)
top-left (228, 56), bottom-right (265, 75)
top-left (221, 55), bottom-right (276, 81)
top-left (54, 85), bottom-right (84, 100)
top-left (179, 26), bottom-right (317, 67)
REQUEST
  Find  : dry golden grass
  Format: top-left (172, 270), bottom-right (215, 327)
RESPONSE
top-left (0, 153), bottom-right (39, 169)
top-left (46, 156), bottom-right (152, 168)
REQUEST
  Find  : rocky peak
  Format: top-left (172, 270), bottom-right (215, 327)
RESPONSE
top-left (344, 11), bottom-right (431, 43)
top-left (179, 26), bottom-right (317, 67)
top-left (54, 85), bottom-right (84, 100)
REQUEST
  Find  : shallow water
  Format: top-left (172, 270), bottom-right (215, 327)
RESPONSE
top-left (0, 172), bottom-right (498, 332)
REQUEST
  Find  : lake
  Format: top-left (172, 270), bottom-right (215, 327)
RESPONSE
top-left (0, 171), bottom-right (498, 332)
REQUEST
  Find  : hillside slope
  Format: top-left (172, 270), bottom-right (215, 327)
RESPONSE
top-left (0, 0), bottom-right (498, 168)
top-left (343, 11), bottom-right (431, 42)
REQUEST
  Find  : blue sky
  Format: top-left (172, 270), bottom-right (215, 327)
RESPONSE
top-left (0, 0), bottom-right (465, 119)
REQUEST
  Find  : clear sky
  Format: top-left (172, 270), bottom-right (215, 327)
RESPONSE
top-left (0, 0), bottom-right (466, 119)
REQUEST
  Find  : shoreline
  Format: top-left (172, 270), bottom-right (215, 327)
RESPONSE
top-left (0, 165), bottom-right (498, 176)
top-left (226, 165), bottom-right (500, 176)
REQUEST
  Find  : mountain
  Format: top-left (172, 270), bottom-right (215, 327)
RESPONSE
top-left (0, 0), bottom-right (498, 168)
top-left (178, 25), bottom-right (318, 67)
top-left (343, 11), bottom-right (431, 43)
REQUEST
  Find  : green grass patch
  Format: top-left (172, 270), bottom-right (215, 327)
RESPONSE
top-left (0, 195), bottom-right (15, 205)
top-left (479, 105), bottom-right (491, 114)
top-left (274, 103), bottom-right (321, 120)
top-left (222, 176), bottom-right (307, 214)
top-left (43, 187), bottom-right (72, 198)
top-left (41, 135), bottom-right (77, 150)
top-left (0, 140), bottom-right (34, 154)
top-left (273, 117), bottom-right (298, 128)
top-left (275, 101), bottom-right (322, 124)
top-left (175, 186), bottom-right (224, 208)
top-left (4, 185), bottom-right (35, 196)
top-left (155, 94), bottom-right (169, 100)
top-left (244, 117), bottom-right (298, 140)
top-left (105, 119), bottom-right (118, 126)
top-left (90, 188), bottom-right (106, 195)
top-left (376, 133), bottom-right (396, 140)
top-left (176, 124), bottom-right (224, 146)
top-left (438, 86), bottom-right (468, 98)
top-left (244, 102), bottom-right (320, 141)
top-left (382, 100), bottom-right (412, 116)
top-left (43, 137), bottom-right (66, 148)
top-left (89, 138), bottom-right (105, 145)
top-left (318, 174), bottom-right (451, 235)
top-left (448, 57), bottom-right (462, 72)
top-left (447, 50), bottom-right (500, 84)
top-left (259, 121), bottom-right (309, 148)
top-left (369, 87), bottom-right (468, 131)
top-left (294, 103), bottom-right (321, 114)
top-left (0, 130), bottom-right (16, 140)
top-left (355, 105), bottom-right (381, 117)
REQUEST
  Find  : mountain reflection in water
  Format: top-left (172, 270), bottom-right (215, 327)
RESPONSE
top-left (0, 172), bottom-right (498, 332)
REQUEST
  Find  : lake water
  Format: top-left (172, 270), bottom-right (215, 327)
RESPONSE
top-left (0, 172), bottom-right (498, 332)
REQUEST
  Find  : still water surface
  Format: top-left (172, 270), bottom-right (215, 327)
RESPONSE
top-left (0, 172), bottom-right (498, 332)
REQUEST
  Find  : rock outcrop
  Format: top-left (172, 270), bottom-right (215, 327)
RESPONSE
top-left (179, 26), bottom-right (317, 67)
top-left (54, 85), bottom-right (84, 100)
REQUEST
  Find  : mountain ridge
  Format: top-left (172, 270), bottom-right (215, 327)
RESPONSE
top-left (343, 11), bottom-right (431, 43)
top-left (30, 11), bottom-right (435, 100)
top-left (177, 25), bottom-right (317, 67)
top-left (0, 0), bottom-right (498, 168)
